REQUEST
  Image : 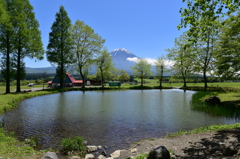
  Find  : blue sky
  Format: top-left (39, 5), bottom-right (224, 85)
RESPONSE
top-left (25, 0), bottom-right (188, 68)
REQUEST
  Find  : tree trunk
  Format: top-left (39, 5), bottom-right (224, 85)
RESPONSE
top-left (159, 68), bottom-right (163, 88)
top-left (16, 47), bottom-right (21, 93)
top-left (80, 69), bottom-right (85, 88)
top-left (101, 68), bottom-right (104, 88)
top-left (5, 35), bottom-right (10, 93)
top-left (60, 63), bottom-right (64, 89)
top-left (141, 77), bottom-right (143, 86)
top-left (183, 77), bottom-right (186, 87)
top-left (203, 69), bottom-right (208, 90)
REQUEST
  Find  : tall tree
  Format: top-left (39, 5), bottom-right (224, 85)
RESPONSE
top-left (96, 48), bottom-right (114, 88)
top-left (166, 33), bottom-right (194, 87)
top-left (215, 12), bottom-right (240, 80)
top-left (47, 6), bottom-right (73, 89)
top-left (71, 20), bottom-right (105, 88)
top-left (132, 58), bottom-right (153, 86)
top-left (155, 56), bottom-right (166, 88)
top-left (0, 0), bottom-right (11, 93)
top-left (0, 0), bottom-right (43, 93)
top-left (13, 0), bottom-right (44, 92)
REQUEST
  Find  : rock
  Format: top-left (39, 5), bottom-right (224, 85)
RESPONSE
top-left (41, 152), bottom-right (58, 159)
top-left (223, 145), bottom-right (238, 156)
top-left (110, 150), bottom-right (127, 158)
top-left (70, 156), bottom-right (80, 159)
top-left (205, 96), bottom-right (221, 106)
top-left (98, 155), bottom-right (106, 159)
top-left (147, 146), bottom-right (170, 159)
top-left (101, 148), bottom-right (107, 157)
top-left (85, 154), bottom-right (94, 159)
top-left (130, 148), bottom-right (137, 153)
top-left (87, 145), bottom-right (98, 152)
top-left (98, 145), bottom-right (103, 149)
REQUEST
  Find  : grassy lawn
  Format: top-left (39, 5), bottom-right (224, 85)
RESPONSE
top-left (0, 85), bottom-right (44, 94)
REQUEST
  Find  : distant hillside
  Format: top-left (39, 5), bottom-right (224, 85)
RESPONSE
top-left (25, 66), bottom-right (57, 73)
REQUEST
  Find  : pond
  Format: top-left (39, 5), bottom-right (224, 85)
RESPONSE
top-left (1, 89), bottom-right (239, 153)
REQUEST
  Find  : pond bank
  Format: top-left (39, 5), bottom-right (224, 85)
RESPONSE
top-left (0, 87), bottom-right (240, 158)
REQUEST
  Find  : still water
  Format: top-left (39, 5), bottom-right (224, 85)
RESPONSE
top-left (1, 90), bottom-right (239, 152)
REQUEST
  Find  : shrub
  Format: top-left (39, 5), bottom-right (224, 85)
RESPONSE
top-left (61, 136), bottom-right (86, 156)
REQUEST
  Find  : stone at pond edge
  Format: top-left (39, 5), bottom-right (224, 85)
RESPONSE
top-left (41, 152), bottom-right (58, 159)
top-left (70, 156), bottom-right (80, 159)
top-left (98, 155), bottom-right (106, 159)
top-left (87, 145), bottom-right (98, 152)
top-left (85, 154), bottom-right (94, 159)
top-left (223, 145), bottom-right (238, 156)
top-left (147, 146), bottom-right (170, 159)
top-left (205, 96), bottom-right (221, 106)
top-left (110, 150), bottom-right (128, 158)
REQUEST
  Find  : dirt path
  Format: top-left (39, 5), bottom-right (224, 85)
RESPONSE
top-left (117, 128), bottom-right (240, 159)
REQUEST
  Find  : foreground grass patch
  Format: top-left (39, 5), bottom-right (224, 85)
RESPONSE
top-left (0, 128), bottom-right (42, 159)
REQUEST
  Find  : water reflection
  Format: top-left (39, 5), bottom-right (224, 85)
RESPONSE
top-left (1, 90), bottom-right (239, 153)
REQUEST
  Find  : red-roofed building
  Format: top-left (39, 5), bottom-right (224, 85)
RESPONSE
top-left (48, 73), bottom-right (83, 87)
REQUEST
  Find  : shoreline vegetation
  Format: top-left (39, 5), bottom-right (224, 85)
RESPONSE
top-left (0, 82), bottom-right (240, 158)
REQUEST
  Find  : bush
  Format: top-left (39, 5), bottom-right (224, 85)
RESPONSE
top-left (61, 136), bottom-right (86, 156)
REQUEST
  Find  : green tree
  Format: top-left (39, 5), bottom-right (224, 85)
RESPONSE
top-left (71, 20), bottom-right (105, 88)
top-left (96, 48), bottom-right (114, 88)
top-left (190, 20), bottom-right (220, 90)
top-left (47, 6), bottom-right (73, 89)
top-left (13, 0), bottom-right (44, 92)
top-left (0, 0), bottom-right (43, 93)
top-left (118, 70), bottom-right (130, 82)
top-left (179, 0), bottom-right (240, 38)
top-left (155, 56), bottom-right (166, 88)
top-left (214, 12), bottom-right (240, 80)
top-left (166, 33), bottom-right (194, 87)
top-left (132, 58), bottom-right (153, 86)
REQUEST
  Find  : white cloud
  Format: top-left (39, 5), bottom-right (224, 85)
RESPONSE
top-left (127, 57), bottom-right (174, 68)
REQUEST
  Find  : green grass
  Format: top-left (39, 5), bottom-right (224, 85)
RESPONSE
top-left (191, 89), bottom-right (240, 117)
top-left (0, 128), bottom-right (43, 159)
top-left (0, 90), bottom-right (59, 115)
top-left (165, 123), bottom-right (240, 137)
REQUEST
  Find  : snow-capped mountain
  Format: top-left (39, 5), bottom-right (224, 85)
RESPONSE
top-left (110, 48), bottom-right (139, 74)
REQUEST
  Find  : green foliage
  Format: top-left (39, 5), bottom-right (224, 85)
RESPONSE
top-left (0, 0), bottom-right (44, 93)
top-left (215, 12), bottom-right (240, 80)
top-left (166, 32), bottom-right (195, 87)
top-left (47, 6), bottom-right (73, 88)
top-left (132, 58), bottom-right (153, 86)
top-left (71, 19), bottom-right (105, 88)
top-left (96, 48), bottom-right (114, 87)
top-left (155, 56), bottom-right (167, 88)
top-left (61, 136), bottom-right (86, 156)
top-left (179, 0), bottom-right (239, 36)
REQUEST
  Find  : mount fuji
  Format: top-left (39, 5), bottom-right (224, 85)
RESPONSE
top-left (110, 48), bottom-right (139, 74)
